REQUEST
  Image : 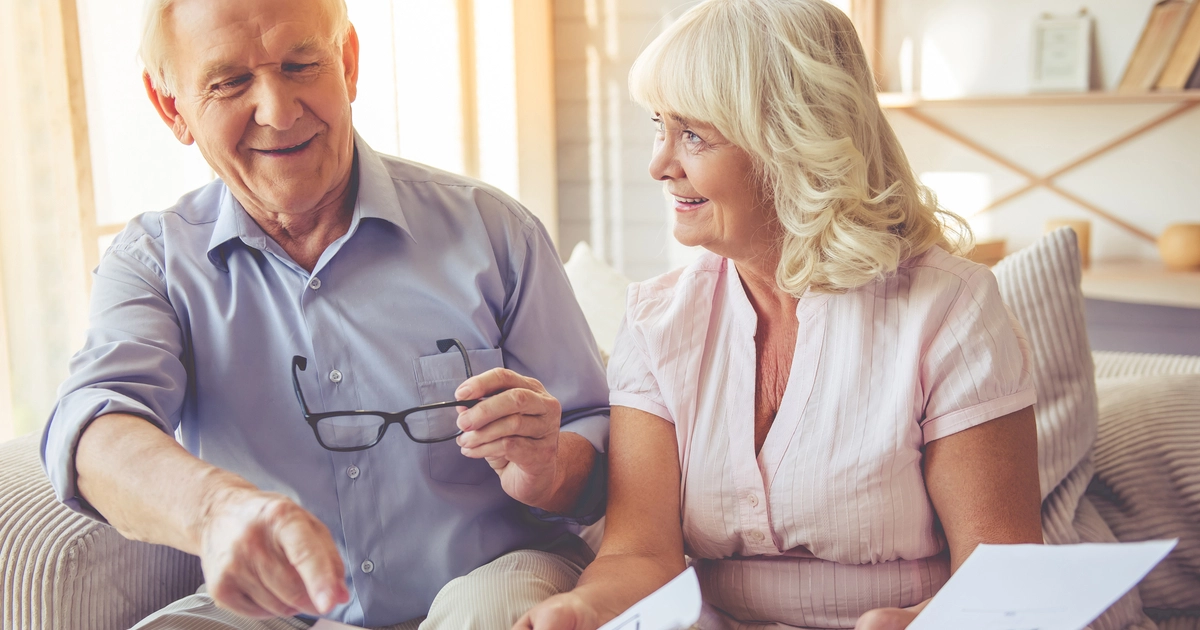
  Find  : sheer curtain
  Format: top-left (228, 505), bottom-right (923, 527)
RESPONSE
top-left (0, 0), bottom-right (92, 441)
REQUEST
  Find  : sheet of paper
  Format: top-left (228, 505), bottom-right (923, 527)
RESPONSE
top-left (598, 566), bottom-right (702, 630)
top-left (910, 540), bottom-right (1176, 630)
top-left (311, 619), bottom-right (365, 630)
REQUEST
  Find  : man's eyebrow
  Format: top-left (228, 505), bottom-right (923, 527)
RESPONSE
top-left (289, 36), bottom-right (328, 56)
top-left (196, 38), bottom-right (330, 88)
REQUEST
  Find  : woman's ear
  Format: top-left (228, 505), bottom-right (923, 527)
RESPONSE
top-left (143, 71), bottom-right (194, 145)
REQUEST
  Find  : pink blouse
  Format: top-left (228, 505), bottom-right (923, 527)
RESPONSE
top-left (607, 247), bottom-right (1035, 629)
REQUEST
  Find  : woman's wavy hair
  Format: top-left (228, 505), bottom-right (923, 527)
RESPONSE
top-left (139, 0), bottom-right (351, 97)
top-left (630, 0), bottom-right (971, 296)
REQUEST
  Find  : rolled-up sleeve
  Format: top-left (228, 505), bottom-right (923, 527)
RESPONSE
top-left (495, 209), bottom-right (610, 452)
top-left (920, 268), bottom-right (1036, 443)
top-left (42, 232), bottom-right (188, 521)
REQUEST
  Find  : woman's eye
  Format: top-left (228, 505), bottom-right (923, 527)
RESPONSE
top-left (683, 130), bottom-right (702, 144)
top-left (651, 116), bottom-right (665, 133)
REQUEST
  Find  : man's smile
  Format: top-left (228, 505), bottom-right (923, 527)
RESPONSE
top-left (253, 136), bottom-right (315, 155)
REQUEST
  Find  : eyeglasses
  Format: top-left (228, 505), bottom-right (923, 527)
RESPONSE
top-left (291, 338), bottom-right (484, 451)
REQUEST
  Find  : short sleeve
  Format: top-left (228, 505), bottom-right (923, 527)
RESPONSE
top-left (920, 269), bottom-right (1036, 443)
top-left (607, 301), bottom-right (672, 423)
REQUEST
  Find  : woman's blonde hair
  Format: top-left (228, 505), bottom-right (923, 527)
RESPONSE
top-left (139, 0), bottom-right (351, 97)
top-left (630, 0), bottom-right (971, 296)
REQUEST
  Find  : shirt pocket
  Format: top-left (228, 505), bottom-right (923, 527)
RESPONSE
top-left (414, 347), bottom-right (505, 485)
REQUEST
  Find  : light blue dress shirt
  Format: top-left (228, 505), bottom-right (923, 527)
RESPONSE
top-left (42, 135), bottom-right (609, 626)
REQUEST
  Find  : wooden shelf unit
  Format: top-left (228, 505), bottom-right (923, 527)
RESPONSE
top-left (878, 90), bottom-right (1200, 108)
top-left (877, 90), bottom-right (1200, 245)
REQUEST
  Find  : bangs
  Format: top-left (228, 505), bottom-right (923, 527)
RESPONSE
top-left (628, 2), bottom-right (751, 138)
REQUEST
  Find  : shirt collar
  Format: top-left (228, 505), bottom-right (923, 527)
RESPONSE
top-left (206, 132), bottom-right (412, 270)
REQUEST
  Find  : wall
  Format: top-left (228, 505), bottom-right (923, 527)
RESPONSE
top-left (554, 0), bottom-right (699, 281)
top-left (555, 0), bottom-right (1200, 278)
top-left (881, 0), bottom-right (1200, 262)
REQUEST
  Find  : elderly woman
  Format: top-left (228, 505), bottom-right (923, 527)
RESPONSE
top-left (517, 1), bottom-right (1042, 629)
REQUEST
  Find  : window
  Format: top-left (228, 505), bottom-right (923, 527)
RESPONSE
top-left (0, 0), bottom-right (557, 440)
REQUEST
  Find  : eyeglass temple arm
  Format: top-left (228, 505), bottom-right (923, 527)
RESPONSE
top-left (436, 338), bottom-right (473, 378)
top-left (291, 356), bottom-right (314, 415)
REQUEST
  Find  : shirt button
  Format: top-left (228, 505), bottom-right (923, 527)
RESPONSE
top-left (309, 277), bottom-right (322, 290)
top-left (329, 369), bottom-right (343, 383)
top-left (747, 493), bottom-right (759, 507)
top-left (360, 560), bottom-right (374, 574)
top-left (347, 465), bottom-right (360, 479)
top-left (750, 530), bottom-right (766, 542)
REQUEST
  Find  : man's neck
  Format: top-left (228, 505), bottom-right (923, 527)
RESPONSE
top-left (249, 157), bottom-right (359, 273)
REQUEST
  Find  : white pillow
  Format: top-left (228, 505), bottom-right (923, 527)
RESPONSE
top-left (563, 242), bottom-right (632, 363)
top-left (992, 227), bottom-right (1154, 629)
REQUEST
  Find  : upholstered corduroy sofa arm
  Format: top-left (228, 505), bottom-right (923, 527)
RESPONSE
top-left (0, 434), bottom-right (203, 630)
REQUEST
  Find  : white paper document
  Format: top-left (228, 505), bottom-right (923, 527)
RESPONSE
top-left (311, 619), bottom-right (364, 630)
top-left (598, 566), bottom-right (703, 630)
top-left (909, 540), bottom-right (1176, 630)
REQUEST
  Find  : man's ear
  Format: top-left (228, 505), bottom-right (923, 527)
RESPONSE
top-left (342, 24), bottom-right (361, 103)
top-left (143, 71), bottom-right (194, 145)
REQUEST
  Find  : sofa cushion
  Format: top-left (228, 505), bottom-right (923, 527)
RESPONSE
top-left (563, 242), bottom-right (633, 363)
top-left (0, 434), bottom-right (203, 630)
top-left (1090, 373), bottom-right (1200, 627)
top-left (991, 227), bottom-right (1153, 629)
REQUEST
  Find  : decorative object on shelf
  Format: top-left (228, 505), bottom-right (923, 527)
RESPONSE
top-left (1030, 10), bottom-right (1093, 93)
top-left (1045, 218), bottom-right (1092, 268)
top-left (1158, 223), bottom-right (1200, 271)
top-left (966, 238), bottom-right (1007, 267)
top-left (1119, 0), bottom-right (1196, 92)
top-left (1157, 0), bottom-right (1200, 89)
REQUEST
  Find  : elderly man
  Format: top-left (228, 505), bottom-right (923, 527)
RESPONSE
top-left (41, 0), bottom-right (608, 628)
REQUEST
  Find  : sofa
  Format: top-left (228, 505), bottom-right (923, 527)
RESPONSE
top-left (3, 229), bottom-right (1199, 630)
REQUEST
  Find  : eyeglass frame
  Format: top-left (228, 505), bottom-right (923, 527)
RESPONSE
top-left (291, 338), bottom-right (484, 451)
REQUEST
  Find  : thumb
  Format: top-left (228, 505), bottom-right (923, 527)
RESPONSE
top-left (277, 516), bottom-right (349, 614)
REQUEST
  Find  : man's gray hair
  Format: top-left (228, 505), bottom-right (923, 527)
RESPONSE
top-left (139, 0), bottom-right (351, 97)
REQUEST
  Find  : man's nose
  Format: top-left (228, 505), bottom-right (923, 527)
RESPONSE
top-left (648, 138), bottom-right (680, 181)
top-left (252, 74), bottom-right (303, 131)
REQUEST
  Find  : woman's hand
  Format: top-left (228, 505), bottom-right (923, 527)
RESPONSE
top-left (513, 592), bottom-right (602, 630)
top-left (854, 607), bottom-right (919, 630)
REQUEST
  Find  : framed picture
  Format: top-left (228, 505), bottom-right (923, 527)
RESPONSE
top-left (1030, 12), bottom-right (1093, 92)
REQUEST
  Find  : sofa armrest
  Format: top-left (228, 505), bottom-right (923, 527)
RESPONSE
top-left (0, 434), bottom-right (203, 630)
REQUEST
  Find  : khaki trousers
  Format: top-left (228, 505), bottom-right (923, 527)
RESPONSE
top-left (133, 536), bottom-right (593, 630)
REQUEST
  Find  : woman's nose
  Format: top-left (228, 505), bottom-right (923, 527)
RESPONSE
top-left (649, 138), bottom-right (681, 181)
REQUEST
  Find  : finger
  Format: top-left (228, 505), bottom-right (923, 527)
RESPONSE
top-left (208, 578), bottom-right (278, 619)
top-left (457, 413), bottom-right (555, 448)
top-left (461, 434), bottom-right (552, 465)
top-left (253, 543), bottom-right (319, 616)
top-left (457, 388), bottom-right (557, 432)
top-left (235, 573), bottom-right (302, 619)
top-left (456, 368), bottom-right (546, 401)
top-left (275, 513), bottom-right (348, 614)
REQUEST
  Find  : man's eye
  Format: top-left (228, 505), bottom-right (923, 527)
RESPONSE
top-left (212, 76), bottom-right (249, 92)
top-left (284, 63), bottom-right (319, 73)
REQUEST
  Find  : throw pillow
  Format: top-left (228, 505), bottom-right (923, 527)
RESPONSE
top-left (991, 227), bottom-right (1154, 630)
top-left (563, 242), bottom-right (633, 364)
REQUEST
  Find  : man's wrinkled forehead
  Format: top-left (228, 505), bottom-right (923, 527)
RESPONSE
top-left (168, 0), bottom-right (337, 77)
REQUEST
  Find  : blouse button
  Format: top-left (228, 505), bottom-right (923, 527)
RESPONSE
top-left (750, 530), bottom-right (766, 542)
top-left (747, 493), bottom-right (759, 507)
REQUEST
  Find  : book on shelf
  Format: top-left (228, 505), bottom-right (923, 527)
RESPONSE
top-left (1158, 0), bottom-right (1200, 89)
top-left (1119, 0), bottom-right (1196, 92)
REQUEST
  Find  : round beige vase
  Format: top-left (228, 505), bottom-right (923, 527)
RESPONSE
top-left (1158, 223), bottom-right (1200, 271)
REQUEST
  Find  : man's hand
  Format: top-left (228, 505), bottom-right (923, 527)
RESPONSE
top-left (453, 368), bottom-right (572, 508)
top-left (199, 487), bottom-right (349, 618)
top-left (513, 592), bottom-right (601, 630)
